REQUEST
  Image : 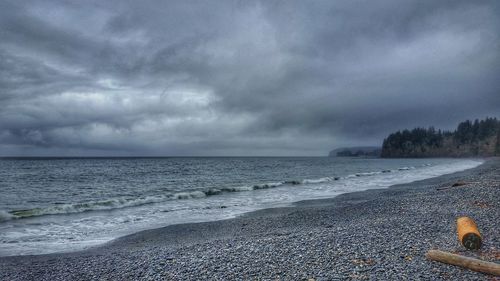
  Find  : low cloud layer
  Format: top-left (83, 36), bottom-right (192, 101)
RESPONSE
top-left (1, 0), bottom-right (499, 156)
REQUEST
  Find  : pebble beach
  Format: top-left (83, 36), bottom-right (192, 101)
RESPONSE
top-left (1, 158), bottom-right (499, 280)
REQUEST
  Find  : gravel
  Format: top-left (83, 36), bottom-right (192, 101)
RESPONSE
top-left (1, 158), bottom-right (499, 280)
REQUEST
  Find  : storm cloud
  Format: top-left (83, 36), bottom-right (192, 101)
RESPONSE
top-left (1, 0), bottom-right (499, 156)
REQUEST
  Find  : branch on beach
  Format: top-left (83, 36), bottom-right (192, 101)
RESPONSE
top-left (436, 180), bottom-right (500, 191)
top-left (426, 250), bottom-right (500, 276)
top-left (436, 181), bottom-right (478, 191)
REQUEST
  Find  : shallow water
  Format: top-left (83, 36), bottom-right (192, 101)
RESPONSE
top-left (0, 157), bottom-right (482, 256)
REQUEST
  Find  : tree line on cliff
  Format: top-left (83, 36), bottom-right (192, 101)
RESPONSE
top-left (381, 117), bottom-right (500, 157)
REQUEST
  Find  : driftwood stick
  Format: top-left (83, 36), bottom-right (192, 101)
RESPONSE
top-left (436, 181), bottom-right (480, 191)
top-left (436, 180), bottom-right (500, 191)
top-left (426, 250), bottom-right (500, 276)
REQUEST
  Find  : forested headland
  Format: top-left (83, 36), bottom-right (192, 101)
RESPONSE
top-left (381, 117), bottom-right (500, 158)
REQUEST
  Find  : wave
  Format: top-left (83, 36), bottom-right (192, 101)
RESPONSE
top-left (8, 197), bottom-right (168, 219)
top-left (4, 164), bottom-right (428, 221)
top-left (172, 191), bottom-right (206, 199)
top-left (0, 210), bottom-right (14, 222)
top-left (355, 172), bottom-right (382, 177)
top-left (302, 177), bottom-right (332, 184)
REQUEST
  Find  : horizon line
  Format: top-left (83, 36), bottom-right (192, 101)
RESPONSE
top-left (0, 155), bottom-right (334, 159)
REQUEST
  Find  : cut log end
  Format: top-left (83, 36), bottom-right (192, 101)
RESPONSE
top-left (462, 233), bottom-right (482, 250)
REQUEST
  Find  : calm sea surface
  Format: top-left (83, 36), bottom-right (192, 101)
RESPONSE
top-left (0, 157), bottom-right (482, 256)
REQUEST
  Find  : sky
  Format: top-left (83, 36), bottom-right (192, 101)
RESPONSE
top-left (0, 0), bottom-right (499, 156)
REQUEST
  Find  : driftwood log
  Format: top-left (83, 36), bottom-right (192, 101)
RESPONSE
top-left (426, 250), bottom-right (500, 276)
top-left (457, 217), bottom-right (482, 250)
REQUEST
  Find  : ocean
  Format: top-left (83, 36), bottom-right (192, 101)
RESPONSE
top-left (0, 157), bottom-right (482, 256)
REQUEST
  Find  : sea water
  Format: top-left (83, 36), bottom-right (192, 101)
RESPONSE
top-left (0, 157), bottom-right (482, 256)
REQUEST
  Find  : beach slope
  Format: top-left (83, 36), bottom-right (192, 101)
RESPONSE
top-left (1, 159), bottom-right (499, 280)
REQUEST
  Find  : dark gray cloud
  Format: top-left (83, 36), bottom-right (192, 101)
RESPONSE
top-left (0, 0), bottom-right (499, 156)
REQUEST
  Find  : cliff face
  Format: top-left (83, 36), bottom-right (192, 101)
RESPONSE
top-left (381, 118), bottom-right (500, 158)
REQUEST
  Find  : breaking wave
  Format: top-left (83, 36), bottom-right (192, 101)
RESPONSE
top-left (0, 210), bottom-right (14, 222)
top-left (3, 163), bottom-right (438, 221)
